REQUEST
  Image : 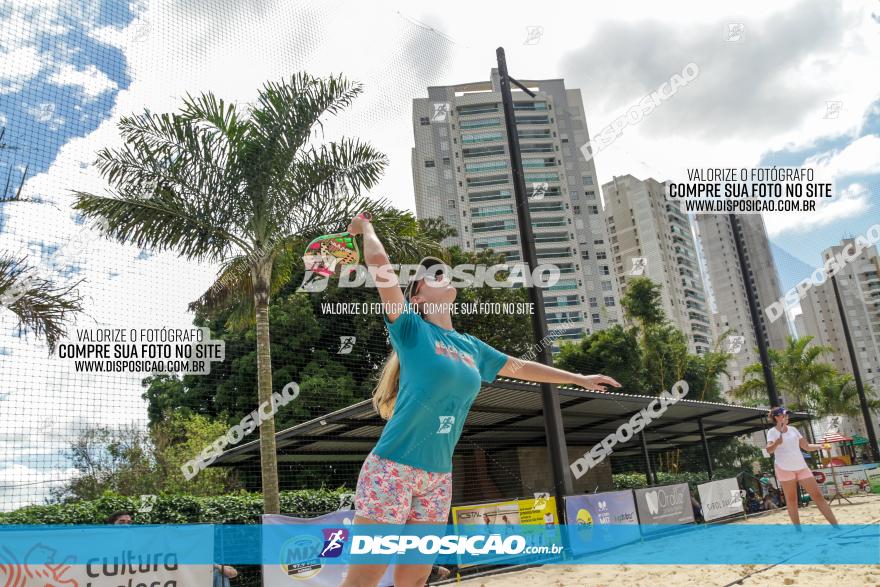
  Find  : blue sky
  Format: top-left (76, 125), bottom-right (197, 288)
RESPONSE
top-left (761, 100), bottom-right (880, 289)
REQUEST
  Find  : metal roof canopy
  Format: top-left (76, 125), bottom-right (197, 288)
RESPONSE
top-left (212, 378), bottom-right (809, 466)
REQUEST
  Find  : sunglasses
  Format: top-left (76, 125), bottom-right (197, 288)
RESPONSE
top-left (404, 257), bottom-right (448, 301)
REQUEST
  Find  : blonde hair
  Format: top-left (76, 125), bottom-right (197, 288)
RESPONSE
top-left (372, 302), bottom-right (427, 420)
top-left (373, 352), bottom-right (400, 420)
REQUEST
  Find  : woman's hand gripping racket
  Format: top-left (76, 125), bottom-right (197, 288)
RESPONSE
top-left (301, 212), bottom-right (372, 277)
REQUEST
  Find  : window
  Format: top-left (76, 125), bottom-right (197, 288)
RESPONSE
top-left (582, 175), bottom-right (593, 184)
top-left (589, 297), bottom-right (598, 308)
top-left (600, 265), bottom-right (610, 275)
top-left (419, 117), bottom-right (430, 125)
top-left (584, 190), bottom-right (596, 199)
top-left (587, 205), bottom-right (599, 214)
top-left (596, 251), bottom-right (607, 260)
top-left (443, 157), bottom-right (450, 165)
top-left (604, 296), bottom-right (615, 306)
top-left (593, 239), bottom-right (604, 245)
top-left (425, 160), bottom-right (435, 168)
top-left (581, 250), bottom-right (589, 259)
top-left (592, 313), bottom-right (601, 324)
top-left (573, 205), bottom-right (581, 214)
top-left (601, 281), bottom-right (612, 291)
top-left (570, 190), bottom-right (580, 201)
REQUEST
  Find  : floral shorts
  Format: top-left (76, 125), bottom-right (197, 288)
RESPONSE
top-left (355, 452), bottom-right (452, 524)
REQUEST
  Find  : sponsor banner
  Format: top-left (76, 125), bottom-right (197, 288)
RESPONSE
top-left (563, 490), bottom-right (640, 556)
top-left (812, 465), bottom-right (872, 497)
top-left (633, 483), bottom-right (695, 532)
top-left (0, 525), bottom-right (212, 586)
top-left (697, 477), bottom-right (744, 522)
top-left (450, 496), bottom-right (562, 567)
top-left (263, 512), bottom-right (393, 587)
top-left (867, 468), bottom-right (880, 494)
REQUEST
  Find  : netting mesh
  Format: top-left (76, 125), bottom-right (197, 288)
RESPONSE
top-left (2, 2), bottom-right (878, 586)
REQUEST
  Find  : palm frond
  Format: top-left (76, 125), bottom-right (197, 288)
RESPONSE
top-left (0, 253), bottom-right (83, 353)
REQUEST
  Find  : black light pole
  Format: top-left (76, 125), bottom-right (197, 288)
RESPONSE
top-left (728, 214), bottom-right (780, 406)
top-left (496, 47), bottom-right (574, 510)
top-left (830, 273), bottom-right (880, 462)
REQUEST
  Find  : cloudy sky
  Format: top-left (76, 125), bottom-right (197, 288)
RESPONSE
top-left (0, 0), bottom-right (878, 508)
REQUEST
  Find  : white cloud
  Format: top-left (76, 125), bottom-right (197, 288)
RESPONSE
top-left (48, 63), bottom-right (117, 101)
top-left (764, 182), bottom-right (871, 237)
top-left (0, 46), bottom-right (45, 94)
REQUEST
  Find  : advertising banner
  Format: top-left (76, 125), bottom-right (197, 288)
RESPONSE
top-left (633, 483), bottom-right (695, 533)
top-left (696, 477), bottom-right (744, 522)
top-left (263, 512), bottom-right (394, 587)
top-left (563, 490), bottom-right (639, 555)
top-left (812, 464), bottom-right (873, 497)
top-left (0, 526), bottom-right (212, 586)
top-left (450, 495), bottom-right (561, 567)
top-left (867, 468), bottom-right (880, 494)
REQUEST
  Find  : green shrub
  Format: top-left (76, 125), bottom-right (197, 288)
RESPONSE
top-left (612, 469), bottom-right (741, 491)
top-left (0, 488), bottom-right (348, 525)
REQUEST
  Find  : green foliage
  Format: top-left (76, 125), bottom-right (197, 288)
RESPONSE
top-left (612, 469), bottom-right (741, 491)
top-left (620, 277), bottom-right (665, 330)
top-left (50, 415), bottom-right (239, 503)
top-left (0, 489), bottom-right (348, 525)
top-left (555, 325), bottom-right (647, 392)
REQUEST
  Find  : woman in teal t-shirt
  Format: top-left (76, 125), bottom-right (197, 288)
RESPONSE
top-left (341, 214), bottom-right (620, 587)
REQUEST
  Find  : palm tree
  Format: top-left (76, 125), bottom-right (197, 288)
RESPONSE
top-left (696, 329), bottom-right (734, 401)
top-left (811, 373), bottom-right (880, 419)
top-left (732, 336), bottom-right (836, 409)
top-left (1, 135), bottom-right (82, 352)
top-left (73, 73), bottom-right (437, 513)
top-left (0, 253), bottom-right (83, 352)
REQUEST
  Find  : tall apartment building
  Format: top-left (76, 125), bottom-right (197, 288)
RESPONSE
top-left (411, 70), bottom-right (621, 346)
top-left (602, 175), bottom-right (712, 354)
top-left (800, 240), bottom-right (880, 440)
top-left (695, 215), bottom-right (790, 394)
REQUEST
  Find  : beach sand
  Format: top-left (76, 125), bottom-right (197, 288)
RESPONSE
top-left (457, 493), bottom-right (880, 587)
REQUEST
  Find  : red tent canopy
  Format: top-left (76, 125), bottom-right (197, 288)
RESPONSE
top-left (820, 431), bottom-right (853, 444)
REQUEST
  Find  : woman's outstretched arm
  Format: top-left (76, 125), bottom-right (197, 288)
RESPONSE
top-left (347, 214), bottom-right (406, 322)
top-left (497, 357), bottom-right (621, 392)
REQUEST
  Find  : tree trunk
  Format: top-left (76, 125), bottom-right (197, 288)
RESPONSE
top-left (253, 261), bottom-right (280, 514)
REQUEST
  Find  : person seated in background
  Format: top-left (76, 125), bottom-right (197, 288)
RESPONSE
top-left (762, 493), bottom-right (779, 510)
top-left (745, 488), bottom-right (762, 513)
top-left (768, 487), bottom-right (783, 507)
top-left (690, 494), bottom-right (703, 522)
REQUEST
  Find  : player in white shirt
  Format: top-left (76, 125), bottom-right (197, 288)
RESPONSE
top-left (766, 406), bottom-right (838, 526)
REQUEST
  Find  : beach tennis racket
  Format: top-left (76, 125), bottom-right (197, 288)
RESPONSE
top-left (302, 212), bottom-right (371, 277)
